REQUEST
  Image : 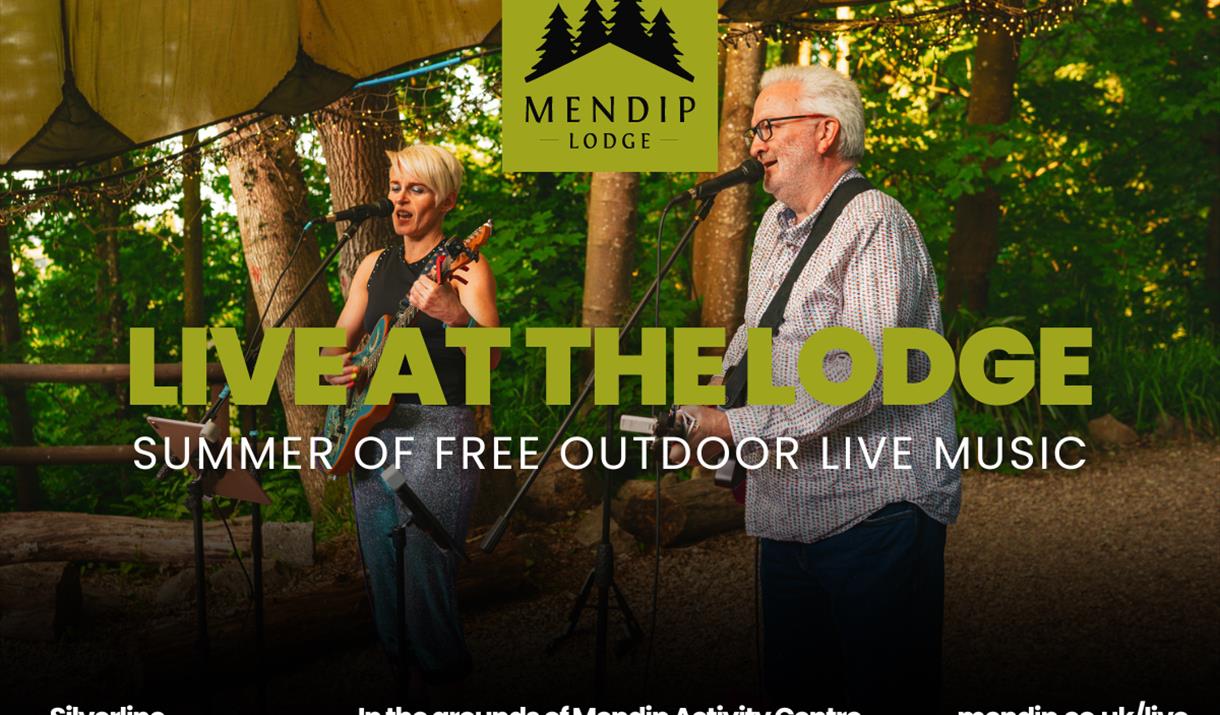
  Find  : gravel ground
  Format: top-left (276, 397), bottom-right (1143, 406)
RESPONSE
top-left (4, 441), bottom-right (1217, 714)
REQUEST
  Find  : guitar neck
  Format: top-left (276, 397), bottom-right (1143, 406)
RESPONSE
top-left (362, 302), bottom-right (419, 375)
top-left (358, 223), bottom-right (488, 376)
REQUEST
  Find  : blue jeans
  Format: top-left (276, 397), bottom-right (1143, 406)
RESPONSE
top-left (760, 502), bottom-right (946, 714)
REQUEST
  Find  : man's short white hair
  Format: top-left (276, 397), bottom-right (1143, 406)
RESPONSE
top-left (760, 65), bottom-right (865, 162)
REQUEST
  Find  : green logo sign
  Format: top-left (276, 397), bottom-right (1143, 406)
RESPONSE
top-left (503, 0), bottom-right (718, 172)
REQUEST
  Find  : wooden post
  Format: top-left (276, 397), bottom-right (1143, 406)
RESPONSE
top-left (0, 362), bottom-right (225, 384)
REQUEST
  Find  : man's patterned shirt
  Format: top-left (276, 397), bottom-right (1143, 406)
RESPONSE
top-left (722, 168), bottom-right (961, 543)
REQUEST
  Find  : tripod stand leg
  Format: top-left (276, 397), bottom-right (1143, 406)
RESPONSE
top-left (188, 479), bottom-right (211, 715)
top-left (611, 579), bottom-right (644, 656)
top-left (547, 567), bottom-right (596, 654)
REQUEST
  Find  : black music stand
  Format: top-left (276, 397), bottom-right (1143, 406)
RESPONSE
top-left (143, 213), bottom-right (375, 712)
top-left (480, 195), bottom-right (717, 699)
top-left (146, 416), bottom-right (271, 714)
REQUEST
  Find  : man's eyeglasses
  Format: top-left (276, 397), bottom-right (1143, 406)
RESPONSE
top-left (743, 114), bottom-right (829, 147)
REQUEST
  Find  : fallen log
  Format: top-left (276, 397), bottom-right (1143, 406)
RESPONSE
top-left (137, 533), bottom-right (533, 679)
top-left (456, 531), bottom-right (536, 609)
top-left (0, 512), bottom-right (314, 567)
top-left (518, 454), bottom-right (594, 522)
top-left (0, 561), bottom-right (81, 641)
top-left (612, 476), bottom-right (744, 546)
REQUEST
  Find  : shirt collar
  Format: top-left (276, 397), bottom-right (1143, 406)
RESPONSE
top-left (774, 167), bottom-right (864, 244)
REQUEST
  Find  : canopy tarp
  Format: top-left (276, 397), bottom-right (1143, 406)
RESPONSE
top-left (0, 0), bottom-right (500, 169)
top-left (0, 0), bottom-right (864, 170)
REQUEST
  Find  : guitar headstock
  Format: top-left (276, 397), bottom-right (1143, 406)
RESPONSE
top-left (440, 219), bottom-right (492, 281)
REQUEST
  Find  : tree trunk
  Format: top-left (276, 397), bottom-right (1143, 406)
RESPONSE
top-left (182, 131), bottom-right (205, 329)
top-left (780, 37), bottom-right (800, 66)
top-left (220, 115), bottom-right (336, 519)
top-left (314, 88), bottom-right (404, 298)
top-left (945, 3), bottom-right (1023, 316)
top-left (1204, 123), bottom-right (1220, 331)
top-left (241, 279), bottom-right (264, 436)
top-left (780, 35), bottom-right (813, 67)
top-left (92, 157), bottom-right (127, 410)
top-left (0, 221), bottom-right (41, 510)
top-left (582, 173), bottom-right (639, 327)
top-left (693, 24), bottom-right (766, 349)
top-left (94, 157), bottom-right (125, 361)
top-left (835, 8), bottom-right (853, 76)
top-left (182, 131), bottom-right (206, 422)
top-left (1207, 186), bottom-right (1220, 331)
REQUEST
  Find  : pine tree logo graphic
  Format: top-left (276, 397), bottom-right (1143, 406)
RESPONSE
top-left (525, 0), bottom-right (694, 83)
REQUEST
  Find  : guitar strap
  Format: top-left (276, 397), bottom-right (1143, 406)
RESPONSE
top-left (722, 175), bottom-right (873, 409)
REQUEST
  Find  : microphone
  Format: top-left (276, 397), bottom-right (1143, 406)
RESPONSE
top-left (671, 158), bottom-right (764, 205)
top-left (380, 467), bottom-right (470, 561)
top-left (316, 197), bottom-right (394, 223)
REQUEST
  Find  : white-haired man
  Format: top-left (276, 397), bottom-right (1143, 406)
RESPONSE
top-left (680, 65), bottom-right (961, 712)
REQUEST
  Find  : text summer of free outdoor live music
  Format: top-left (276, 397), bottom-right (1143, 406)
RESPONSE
top-left (131, 433), bottom-right (1088, 473)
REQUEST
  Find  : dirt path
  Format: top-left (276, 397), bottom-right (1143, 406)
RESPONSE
top-left (5, 442), bottom-right (1217, 714)
top-left (256, 441), bottom-right (1219, 713)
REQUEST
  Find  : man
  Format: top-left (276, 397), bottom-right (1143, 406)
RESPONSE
top-left (680, 65), bottom-right (961, 712)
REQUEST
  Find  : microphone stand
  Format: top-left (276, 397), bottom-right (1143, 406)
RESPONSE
top-left (481, 194), bottom-right (717, 700)
top-left (160, 215), bottom-right (372, 714)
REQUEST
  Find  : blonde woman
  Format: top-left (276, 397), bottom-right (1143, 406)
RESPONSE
top-left (324, 144), bottom-right (499, 695)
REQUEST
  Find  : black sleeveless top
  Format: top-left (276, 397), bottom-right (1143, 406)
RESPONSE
top-left (363, 243), bottom-right (466, 406)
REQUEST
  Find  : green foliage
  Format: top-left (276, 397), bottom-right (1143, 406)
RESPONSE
top-left (1091, 327), bottom-right (1219, 435)
top-left (2, 2), bottom-right (1216, 517)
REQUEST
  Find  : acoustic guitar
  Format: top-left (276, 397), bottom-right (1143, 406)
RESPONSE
top-left (321, 219), bottom-right (492, 475)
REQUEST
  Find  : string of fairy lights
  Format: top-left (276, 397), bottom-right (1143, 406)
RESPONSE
top-left (0, 74), bottom-right (487, 225)
top-left (722, 0), bottom-right (1086, 59)
top-left (0, 0), bottom-right (1087, 225)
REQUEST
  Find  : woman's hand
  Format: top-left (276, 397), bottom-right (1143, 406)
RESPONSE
top-left (409, 274), bottom-right (469, 326)
top-left (323, 351), bottom-right (361, 387)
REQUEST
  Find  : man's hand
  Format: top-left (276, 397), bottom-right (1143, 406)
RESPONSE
top-left (668, 405), bottom-right (733, 464)
top-left (409, 274), bottom-right (468, 326)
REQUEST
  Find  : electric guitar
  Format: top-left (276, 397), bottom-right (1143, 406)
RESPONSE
top-left (322, 219), bottom-right (492, 475)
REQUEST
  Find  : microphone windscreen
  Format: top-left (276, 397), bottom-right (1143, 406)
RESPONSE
top-left (740, 158), bottom-right (764, 181)
top-left (370, 197), bottom-right (394, 217)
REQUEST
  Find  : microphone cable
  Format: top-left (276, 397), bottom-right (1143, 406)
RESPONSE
top-left (241, 219), bottom-right (316, 364)
top-left (177, 217), bottom-right (312, 609)
top-left (212, 496), bottom-right (256, 603)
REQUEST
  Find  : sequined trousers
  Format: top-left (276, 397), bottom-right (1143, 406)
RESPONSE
top-left (349, 403), bottom-right (479, 681)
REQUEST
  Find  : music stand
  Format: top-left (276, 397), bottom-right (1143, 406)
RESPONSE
top-left (147, 416), bottom-right (271, 713)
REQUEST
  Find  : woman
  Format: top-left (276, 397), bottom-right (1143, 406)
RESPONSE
top-left (324, 144), bottom-right (499, 695)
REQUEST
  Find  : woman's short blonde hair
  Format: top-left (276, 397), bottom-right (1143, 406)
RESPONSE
top-left (385, 144), bottom-right (464, 202)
